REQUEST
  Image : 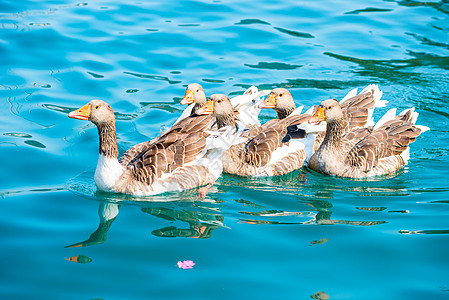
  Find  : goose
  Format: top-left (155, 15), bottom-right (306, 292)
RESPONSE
top-left (68, 99), bottom-right (239, 196)
top-left (178, 83), bottom-right (270, 128)
top-left (308, 99), bottom-right (429, 178)
top-left (196, 94), bottom-right (313, 176)
top-left (256, 85), bottom-right (386, 164)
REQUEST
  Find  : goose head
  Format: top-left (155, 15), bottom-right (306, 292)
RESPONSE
top-left (259, 88), bottom-right (295, 119)
top-left (309, 99), bottom-right (344, 124)
top-left (68, 99), bottom-right (115, 126)
top-left (196, 94), bottom-right (235, 128)
top-left (180, 83), bottom-right (207, 106)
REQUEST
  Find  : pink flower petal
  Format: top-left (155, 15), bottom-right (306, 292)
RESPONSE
top-left (177, 260), bottom-right (195, 269)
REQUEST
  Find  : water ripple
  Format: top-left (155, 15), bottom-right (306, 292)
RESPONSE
top-left (123, 71), bottom-right (181, 84)
top-left (274, 26), bottom-right (315, 38)
top-left (235, 19), bottom-right (271, 25)
top-left (244, 62), bottom-right (302, 70)
top-left (344, 7), bottom-right (393, 14)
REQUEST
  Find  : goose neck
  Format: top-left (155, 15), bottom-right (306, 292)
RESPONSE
top-left (322, 119), bottom-right (347, 149)
top-left (97, 121), bottom-right (119, 158)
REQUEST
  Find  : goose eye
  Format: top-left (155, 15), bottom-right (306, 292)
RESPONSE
top-left (217, 100), bottom-right (222, 103)
top-left (95, 105), bottom-right (99, 109)
top-left (328, 106), bottom-right (332, 110)
top-left (196, 90), bottom-right (199, 92)
top-left (279, 93), bottom-right (283, 97)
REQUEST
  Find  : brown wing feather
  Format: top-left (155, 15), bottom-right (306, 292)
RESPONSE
top-left (340, 87), bottom-right (376, 128)
top-left (119, 114), bottom-right (212, 186)
top-left (346, 115), bottom-right (422, 172)
top-left (242, 113), bottom-right (311, 168)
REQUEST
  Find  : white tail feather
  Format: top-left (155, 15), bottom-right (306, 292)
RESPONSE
top-left (416, 125), bottom-right (430, 132)
top-left (232, 87), bottom-right (271, 128)
top-left (340, 88), bottom-right (358, 104)
top-left (364, 85), bottom-right (385, 126)
top-left (398, 107), bottom-right (419, 124)
top-left (400, 147), bottom-right (410, 164)
top-left (374, 108), bottom-right (397, 130)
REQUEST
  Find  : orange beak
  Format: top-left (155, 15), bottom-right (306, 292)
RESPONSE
top-left (180, 89), bottom-right (194, 105)
top-left (196, 100), bottom-right (214, 115)
top-left (259, 93), bottom-right (276, 109)
top-left (309, 106), bottom-right (325, 124)
top-left (68, 104), bottom-right (91, 120)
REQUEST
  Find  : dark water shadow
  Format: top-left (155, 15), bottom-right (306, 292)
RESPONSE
top-left (345, 7), bottom-right (393, 14)
top-left (233, 78), bottom-right (369, 92)
top-left (384, 0), bottom-right (449, 15)
top-left (324, 51), bottom-right (449, 84)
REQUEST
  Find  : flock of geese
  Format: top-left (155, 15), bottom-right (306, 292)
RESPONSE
top-left (68, 84), bottom-right (429, 196)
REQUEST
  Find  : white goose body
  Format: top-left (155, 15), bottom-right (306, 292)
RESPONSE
top-left (94, 154), bottom-right (124, 191)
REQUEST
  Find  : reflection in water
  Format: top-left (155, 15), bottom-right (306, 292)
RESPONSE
top-left (65, 199), bottom-right (227, 248)
top-left (143, 206), bottom-right (225, 239)
top-left (24, 140), bottom-right (46, 148)
top-left (244, 62), bottom-right (302, 70)
top-left (139, 101), bottom-right (184, 115)
top-left (65, 202), bottom-right (119, 248)
top-left (202, 78), bottom-right (225, 83)
top-left (235, 19), bottom-right (271, 26)
top-left (356, 207), bottom-right (387, 211)
top-left (344, 7), bottom-right (393, 14)
top-left (66, 255), bottom-right (93, 264)
top-left (324, 51), bottom-right (449, 83)
top-left (86, 71), bottom-right (104, 79)
top-left (67, 171), bottom-right (228, 245)
top-left (233, 79), bottom-right (366, 92)
top-left (221, 168), bottom-right (411, 200)
top-left (0, 186), bottom-right (64, 198)
top-left (223, 170), bottom-right (394, 227)
top-left (33, 82), bottom-right (51, 88)
top-left (274, 27), bottom-right (314, 39)
top-left (310, 238), bottom-right (329, 245)
top-left (405, 32), bottom-right (449, 50)
top-left (399, 229), bottom-right (449, 235)
top-left (240, 204), bottom-right (386, 227)
top-left (389, 0), bottom-right (449, 15)
top-left (3, 132), bottom-right (32, 138)
top-left (123, 71), bottom-right (181, 85)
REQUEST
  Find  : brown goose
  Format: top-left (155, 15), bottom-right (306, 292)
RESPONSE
top-left (68, 99), bottom-right (235, 196)
top-left (197, 94), bottom-right (312, 176)
top-left (308, 99), bottom-right (429, 177)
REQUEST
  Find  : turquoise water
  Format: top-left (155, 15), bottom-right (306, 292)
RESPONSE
top-left (1, 0), bottom-right (448, 299)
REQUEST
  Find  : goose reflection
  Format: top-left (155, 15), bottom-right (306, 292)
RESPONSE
top-left (65, 202), bottom-right (119, 248)
top-left (65, 197), bottom-right (226, 248)
top-left (239, 197), bottom-right (386, 227)
top-left (232, 171), bottom-right (390, 227)
top-left (143, 205), bottom-right (225, 239)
